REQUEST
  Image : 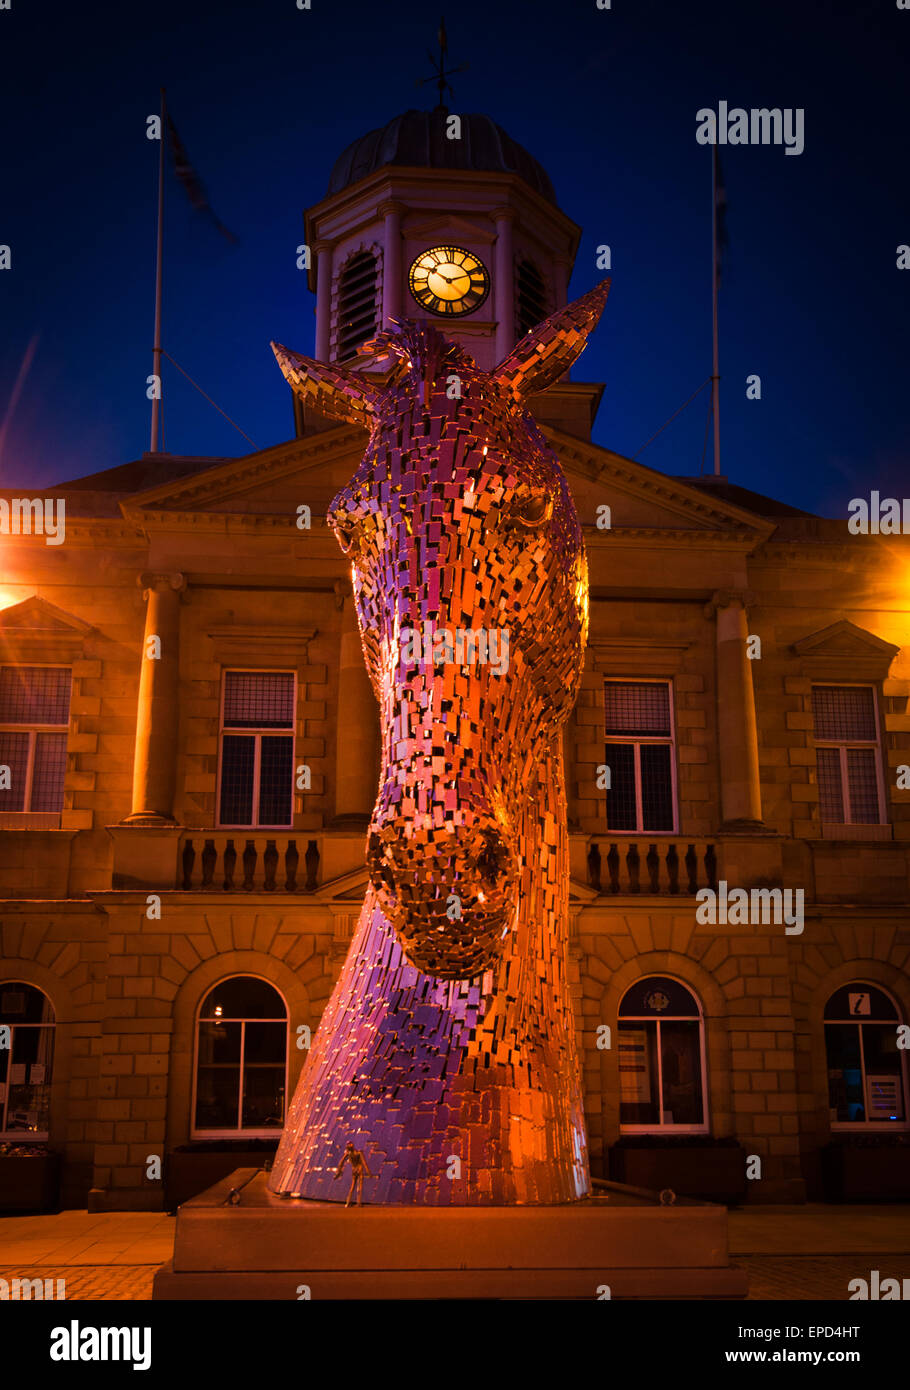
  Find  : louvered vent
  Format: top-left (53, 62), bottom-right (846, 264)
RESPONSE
top-left (336, 252), bottom-right (378, 360)
top-left (516, 259), bottom-right (549, 336)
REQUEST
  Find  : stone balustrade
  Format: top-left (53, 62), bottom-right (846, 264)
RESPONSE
top-left (177, 833), bottom-right (321, 892)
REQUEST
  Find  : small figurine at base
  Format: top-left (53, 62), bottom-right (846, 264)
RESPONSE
top-left (334, 1141), bottom-right (371, 1207)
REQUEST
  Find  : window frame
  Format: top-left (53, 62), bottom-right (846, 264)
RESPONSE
top-left (617, 975), bottom-right (709, 1135)
top-left (0, 663), bottom-right (71, 818)
top-left (824, 981), bottom-right (909, 1133)
top-left (0, 983), bottom-right (56, 1142)
top-left (190, 975), bottom-right (290, 1140)
top-left (603, 677), bottom-right (679, 835)
top-left (811, 682), bottom-right (887, 827)
top-left (215, 668), bottom-right (297, 830)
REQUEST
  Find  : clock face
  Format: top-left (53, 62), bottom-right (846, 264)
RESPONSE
top-left (408, 245), bottom-right (490, 317)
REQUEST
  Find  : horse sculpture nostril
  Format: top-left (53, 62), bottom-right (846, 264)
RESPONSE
top-left (476, 831), bottom-right (507, 888)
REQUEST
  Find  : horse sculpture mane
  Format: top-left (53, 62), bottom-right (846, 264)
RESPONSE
top-left (268, 280), bottom-right (610, 1205)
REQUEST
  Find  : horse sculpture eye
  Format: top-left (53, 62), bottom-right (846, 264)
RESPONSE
top-left (331, 515), bottom-right (359, 555)
top-left (508, 491), bottom-right (553, 529)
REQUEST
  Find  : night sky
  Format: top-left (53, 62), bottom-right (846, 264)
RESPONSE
top-left (1, 0), bottom-right (907, 516)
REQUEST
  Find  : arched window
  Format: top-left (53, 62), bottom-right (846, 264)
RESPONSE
top-left (516, 259), bottom-right (548, 337)
top-left (0, 982), bottom-right (55, 1140)
top-left (618, 976), bottom-right (707, 1132)
top-left (824, 983), bottom-right (908, 1128)
top-left (192, 977), bottom-right (288, 1137)
top-left (336, 251), bottom-right (378, 361)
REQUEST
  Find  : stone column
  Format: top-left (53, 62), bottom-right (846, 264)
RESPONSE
top-left (707, 590), bottom-right (763, 829)
top-left (493, 208), bottom-right (515, 362)
top-left (332, 582), bottom-right (379, 825)
top-left (125, 572), bottom-right (185, 825)
top-left (315, 243), bottom-right (332, 362)
top-left (380, 201), bottom-right (404, 329)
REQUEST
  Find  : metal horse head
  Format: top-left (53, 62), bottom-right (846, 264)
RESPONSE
top-left (273, 280), bottom-right (609, 980)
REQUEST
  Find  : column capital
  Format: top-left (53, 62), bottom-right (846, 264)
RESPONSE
top-left (703, 588), bottom-right (755, 619)
top-left (377, 199), bottom-right (406, 219)
top-left (137, 571), bottom-right (186, 600)
top-left (491, 206), bottom-right (517, 223)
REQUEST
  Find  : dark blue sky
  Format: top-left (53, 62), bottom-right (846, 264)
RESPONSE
top-left (1, 0), bottom-right (907, 515)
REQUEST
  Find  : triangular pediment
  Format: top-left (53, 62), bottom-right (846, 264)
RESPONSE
top-left (0, 595), bottom-right (93, 661)
top-left (118, 413), bottom-right (776, 546)
top-left (793, 620), bottom-right (899, 678)
top-left (544, 427), bottom-right (777, 543)
top-left (0, 595), bottom-right (92, 635)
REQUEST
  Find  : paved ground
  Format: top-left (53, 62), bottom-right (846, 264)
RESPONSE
top-left (0, 1204), bottom-right (908, 1300)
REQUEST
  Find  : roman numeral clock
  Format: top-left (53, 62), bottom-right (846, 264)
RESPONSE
top-left (408, 245), bottom-right (490, 316)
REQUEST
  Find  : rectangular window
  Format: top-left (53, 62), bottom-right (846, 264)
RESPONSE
top-left (0, 666), bottom-right (71, 814)
top-left (218, 670), bottom-right (295, 827)
top-left (604, 680), bottom-right (676, 832)
top-left (812, 685), bottom-right (885, 825)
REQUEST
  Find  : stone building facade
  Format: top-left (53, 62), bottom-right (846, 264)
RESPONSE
top-left (1, 109), bottom-right (908, 1210)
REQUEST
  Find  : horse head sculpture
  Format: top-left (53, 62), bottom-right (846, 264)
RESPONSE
top-left (268, 280), bottom-right (610, 1205)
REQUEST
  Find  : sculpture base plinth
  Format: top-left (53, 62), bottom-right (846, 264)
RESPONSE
top-left (152, 1170), bottom-right (748, 1300)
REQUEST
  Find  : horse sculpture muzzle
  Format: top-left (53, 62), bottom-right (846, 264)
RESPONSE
top-left (367, 797), bottom-right (519, 979)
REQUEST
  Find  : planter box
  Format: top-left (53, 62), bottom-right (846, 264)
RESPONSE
top-left (821, 1144), bottom-right (910, 1202)
top-left (0, 1151), bottom-right (61, 1212)
top-left (165, 1144), bottom-right (278, 1211)
top-left (609, 1143), bottom-right (748, 1206)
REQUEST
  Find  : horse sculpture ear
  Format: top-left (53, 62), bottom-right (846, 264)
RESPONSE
top-left (491, 279), bottom-right (611, 401)
top-left (271, 342), bottom-right (381, 428)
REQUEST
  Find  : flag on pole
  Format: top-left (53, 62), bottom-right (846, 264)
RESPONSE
top-left (165, 113), bottom-right (237, 244)
top-left (714, 147), bottom-right (728, 287)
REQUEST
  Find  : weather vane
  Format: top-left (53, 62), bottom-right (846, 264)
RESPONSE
top-left (416, 16), bottom-right (468, 112)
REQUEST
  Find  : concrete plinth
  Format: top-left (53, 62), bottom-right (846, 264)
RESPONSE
top-left (153, 1170), bottom-right (748, 1300)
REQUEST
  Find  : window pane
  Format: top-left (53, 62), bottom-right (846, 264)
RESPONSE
top-left (219, 735), bottom-right (255, 824)
top-left (640, 743), bottom-right (674, 831)
top-left (846, 748), bottom-right (880, 823)
top-left (618, 1021), bottom-right (659, 1125)
top-left (605, 743), bottom-right (636, 830)
top-left (195, 1021), bottom-right (241, 1130)
top-left (812, 685), bottom-right (876, 741)
top-left (241, 1065), bottom-right (286, 1129)
top-left (244, 1021), bottom-right (287, 1065)
top-left (224, 672), bottom-right (294, 729)
top-left (31, 732), bottom-right (67, 812)
top-left (816, 746), bottom-right (844, 821)
top-left (604, 681), bottom-right (671, 736)
top-left (200, 977), bottom-right (286, 1020)
top-left (0, 666), bottom-right (71, 725)
top-left (258, 736), bottom-right (293, 826)
top-left (825, 1024), bottom-right (864, 1122)
top-left (0, 731), bottom-right (29, 810)
top-left (5, 1026), bottom-right (54, 1135)
top-left (660, 1022), bottom-right (703, 1125)
top-left (861, 1025), bottom-right (905, 1122)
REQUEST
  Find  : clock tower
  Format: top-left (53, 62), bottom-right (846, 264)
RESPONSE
top-left (297, 106), bottom-right (603, 440)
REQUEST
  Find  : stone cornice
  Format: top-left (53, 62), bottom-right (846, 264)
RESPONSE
top-left (584, 527), bottom-right (760, 548)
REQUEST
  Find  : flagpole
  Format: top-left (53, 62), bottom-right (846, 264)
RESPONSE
top-left (150, 87), bottom-right (166, 454)
top-left (711, 147), bottom-right (721, 477)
